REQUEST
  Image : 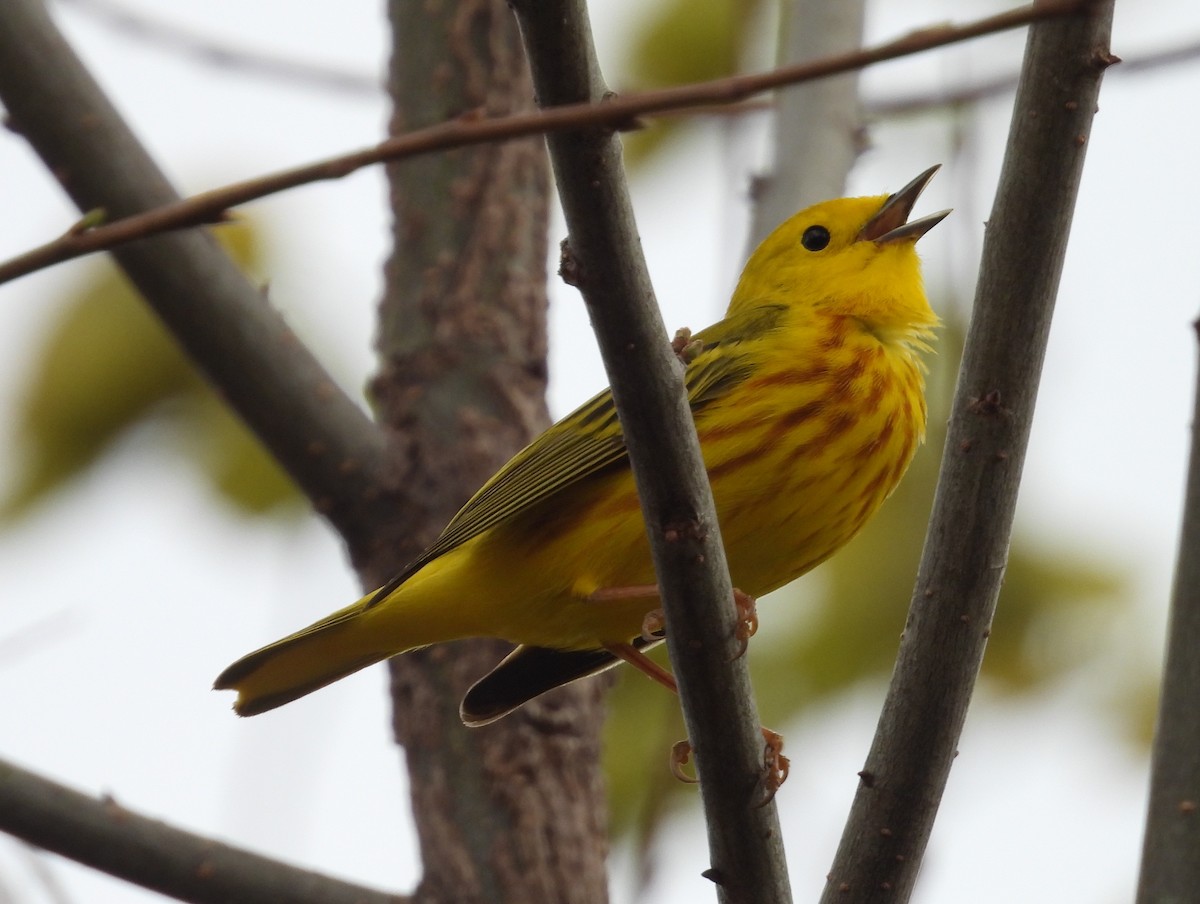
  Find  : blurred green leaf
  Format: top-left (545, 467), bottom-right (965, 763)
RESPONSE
top-left (604, 645), bottom-right (683, 839)
top-left (619, 0), bottom-right (763, 165)
top-left (1114, 665), bottom-right (1161, 749)
top-left (2, 221), bottom-right (303, 521)
top-left (188, 390), bottom-right (303, 515)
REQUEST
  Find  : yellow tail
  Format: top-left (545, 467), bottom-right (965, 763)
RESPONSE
top-left (215, 592), bottom-right (404, 716)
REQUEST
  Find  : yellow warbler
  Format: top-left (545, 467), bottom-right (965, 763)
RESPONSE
top-left (216, 167), bottom-right (947, 724)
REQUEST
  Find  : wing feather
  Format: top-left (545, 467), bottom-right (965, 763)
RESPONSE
top-left (367, 304), bottom-right (787, 605)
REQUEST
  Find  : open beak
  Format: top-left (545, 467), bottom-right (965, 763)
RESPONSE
top-left (858, 165), bottom-right (951, 245)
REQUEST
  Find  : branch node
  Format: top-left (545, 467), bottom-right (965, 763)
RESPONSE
top-left (662, 518), bottom-right (705, 543)
top-left (557, 237), bottom-right (583, 287)
top-left (966, 389), bottom-right (1007, 417)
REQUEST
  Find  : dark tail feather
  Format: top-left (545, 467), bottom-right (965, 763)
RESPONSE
top-left (460, 637), bottom-right (662, 727)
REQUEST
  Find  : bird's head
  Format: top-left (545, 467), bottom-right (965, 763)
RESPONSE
top-left (729, 166), bottom-right (949, 344)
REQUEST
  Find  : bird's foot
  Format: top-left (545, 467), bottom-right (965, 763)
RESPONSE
top-left (641, 607), bottom-right (666, 641)
top-left (671, 327), bottom-right (703, 364)
top-left (732, 589), bottom-right (758, 659)
top-left (667, 727), bottom-right (790, 803)
top-left (670, 739), bottom-right (699, 783)
top-left (759, 727), bottom-right (790, 805)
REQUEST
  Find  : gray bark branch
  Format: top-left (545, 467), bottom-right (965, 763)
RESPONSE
top-left (0, 758), bottom-right (403, 904)
top-left (820, 3), bottom-right (1116, 901)
top-left (376, 3), bottom-right (610, 904)
top-left (508, 2), bottom-right (792, 902)
top-left (1135, 330), bottom-right (1200, 899)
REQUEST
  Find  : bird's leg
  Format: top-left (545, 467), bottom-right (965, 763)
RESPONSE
top-left (591, 585), bottom-right (785, 795)
top-left (602, 642), bottom-right (677, 693)
top-left (599, 640), bottom-right (701, 785)
top-left (586, 586), bottom-right (665, 641)
top-left (586, 584), bottom-right (659, 602)
top-left (588, 585), bottom-right (756, 652)
top-left (585, 586), bottom-right (666, 641)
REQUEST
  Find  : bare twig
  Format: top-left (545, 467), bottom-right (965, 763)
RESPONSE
top-left (57, 0), bottom-right (379, 96)
top-left (0, 0), bottom-right (1093, 287)
top-left (1135, 322), bottom-right (1200, 900)
top-left (595, 37), bottom-right (1200, 126)
top-left (870, 35), bottom-right (1198, 117)
top-left (509, 1), bottom-right (791, 902)
top-left (0, 0), bottom-right (395, 562)
top-left (0, 757), bottom-right (403, 904)
top-left (820, 3), bottom-right (1116, 902)
top-left (62, 0), bottom-right (1194, 121)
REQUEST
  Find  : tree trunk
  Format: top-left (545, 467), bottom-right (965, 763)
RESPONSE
top-left (374, 3), bottom-right (611, 902)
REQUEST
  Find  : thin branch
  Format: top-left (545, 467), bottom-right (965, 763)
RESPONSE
top-left (508, 2), bottom-right (790, 902)
top-left (0, 0), bottom-right (1094, 288)
top-left (870, 36), bottom-right (1200, 117)
top-left (820, 3), bottom-right (1116, 902)
top-left (0, 0), bottom-right (396, 564)
top-left (1134, 321), bottom-right (1200, 900)
top-left (0, 757), bottom-right (404, 904)
top-left (56, 0), bottom-right (379, 96)
top-left (584, 36), bottom-right (1192, 128)
top-left (61, 0), bottom-right (1194, 120)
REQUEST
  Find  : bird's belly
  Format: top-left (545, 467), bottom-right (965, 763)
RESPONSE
top-left (703, 355), bottom-right (923, 597)
top-left (462, 350), bottom-right (924, 650)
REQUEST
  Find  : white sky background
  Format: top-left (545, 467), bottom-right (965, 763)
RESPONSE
top-left (0, 1), bottom-right (1197, 902)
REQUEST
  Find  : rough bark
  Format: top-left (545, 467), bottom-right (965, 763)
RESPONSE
top-left (376, 3), bottom-right (610, 903)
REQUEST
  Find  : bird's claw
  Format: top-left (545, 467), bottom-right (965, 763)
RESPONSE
top-left (641, 608), bottom-right (666, 642)
top-left (672, 327), bottom-right (703, 364)
top-left (758, 728), bottom-right (790, 806)
top-left (670, 739), bottom-right (700, 783)
top-left (669, 729), bottom-right (789, 803)
top-left (732, 589), bottom-right (758, 659)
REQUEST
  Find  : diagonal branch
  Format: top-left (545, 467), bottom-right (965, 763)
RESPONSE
top-left (58, 0), bottom-right (379, 96)
top-left (871, 36), bottom-right (1197, 117)
top-left (0, 0), bottom-right (395, 562)
top-left (820, 3), bottom-right (1116, 901)
top-left (508, 2), bottom-right (790, 903)
top-left (0, 757), bottom-right (404, 904)
top-left (1134, 324), bottom-right (1200, 899)
top-left (0, 0), bottom-right (1094, 287)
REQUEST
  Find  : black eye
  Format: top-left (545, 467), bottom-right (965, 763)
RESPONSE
top-left (801, 225), bottom-right (830, 252)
